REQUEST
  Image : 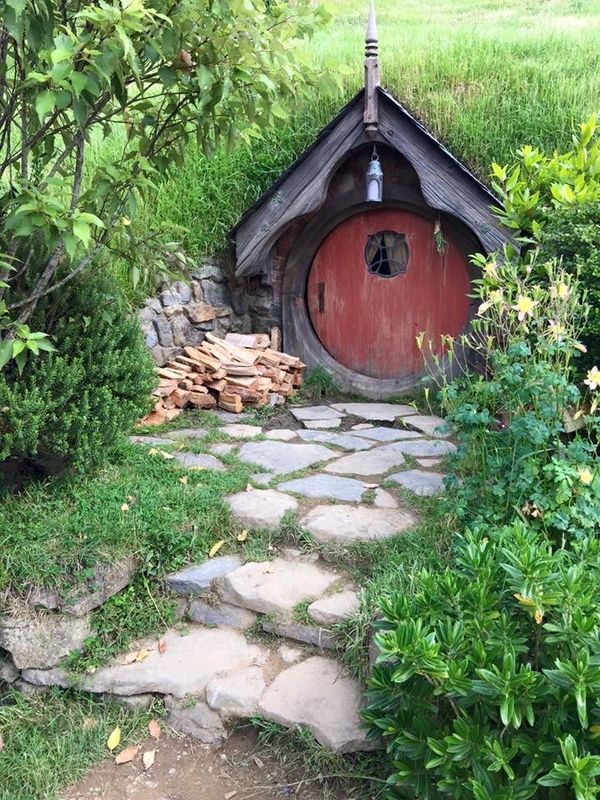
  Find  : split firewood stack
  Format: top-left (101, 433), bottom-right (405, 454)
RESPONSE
top-left (141, 330), bottom-right (305, 424)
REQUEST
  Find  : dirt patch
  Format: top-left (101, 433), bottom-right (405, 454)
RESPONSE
top-left (61, 726), bottom-right (351, 800)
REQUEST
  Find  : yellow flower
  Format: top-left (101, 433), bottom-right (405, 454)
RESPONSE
top-left (551, 281), bottom-right (570, 299)
top-left (578, 468), bottom-right (594, 486)
top-left (584, 365), bottom-right (600, 391)
top-left (484, 261), bottom-right (498, 279)
top-left (547, 320), bottom-right (565, 340)
top-left (513, 295), bottom-right (537, 321)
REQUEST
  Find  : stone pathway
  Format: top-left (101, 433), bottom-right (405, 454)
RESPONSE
top-left (18, 403), bottom-right (454, 757)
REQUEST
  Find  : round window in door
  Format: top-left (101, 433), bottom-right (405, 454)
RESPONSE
top-left (365, 230), bottom-right (409, 277)
top-left (306, 208), bottom-right (471, 380)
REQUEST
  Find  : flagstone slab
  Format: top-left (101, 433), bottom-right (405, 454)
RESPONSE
top-left (261, 621), bottom-right (337, 650)
top-left (308, 590), bottom-right (360, 625)
top-left (416, 457), bottom-right (444, 467)
top-left (290, 406), bottom-right (342, 421)
top-left (323, 443), bottom-right (407, 476)
top-left (227, 489), bottom-right (298, 530)
top-left (258, 656), bottom-right (374, 752)
top-left (206, 666), bottom-right (266, 717)
top-left (331, 402), bottom-right (416, 421)
top-left (351, 423), bottom-right (374, 430)
top-left (187, 600), bottom-right (256, 630)
top-left (217, 558), bottom-right (341, 616)
top-left (373, 488), bottom-right (398, 508)
top-left (297, 431), bottom-right (374, 451)
top-left (210, 443), bottom-right (235, 456)
top-left (278, 474), bottom-right (366, 502)
top-left (251, 473), bottom-right (272, 486)
top-left (238, 441), bottom-right (336, 474)
top-left (350, 427), bottom-right (423, 443)
top-left (129, 435), bottom-right (176, 446)
top-left (166, 556), bottom-right (243, 595)
top-left (23, 627), bottom-right (269, 698)
top-left (265, 429), bottom-right (299, 441)
top-left (170, 428), bottom-right (209, 439)
top-left (304, 418), bottom-right (342, 429)
top-left (389, 470), bottom-right (447, 496)
top-left (392, 439), bottom-right (457, 457)
top-left (221, 423), bottom-right (263, 439)
top-left (301, 504), bottom-right (417, 544)
top-left (165, 696), bottom-right (226, 744)
top-left (403, 414), bottom-right (451, 438)
top-left (172, 451), bottom-right (225, 471)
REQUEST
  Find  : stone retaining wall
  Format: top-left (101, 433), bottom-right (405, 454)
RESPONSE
top-left (138, 260), bottom-right (271, 367)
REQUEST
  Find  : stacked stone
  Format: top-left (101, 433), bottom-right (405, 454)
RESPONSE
top-left (139, 263), bottom-right (252, 367)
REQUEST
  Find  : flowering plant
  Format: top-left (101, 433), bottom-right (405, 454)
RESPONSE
top-left (419, 251), bottom-right (599, 540)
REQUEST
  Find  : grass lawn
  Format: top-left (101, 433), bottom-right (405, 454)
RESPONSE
top-left (127, 0), bottom-right (600, 265)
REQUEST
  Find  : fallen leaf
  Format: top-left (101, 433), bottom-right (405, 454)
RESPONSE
top-left (245, 484), bottom-right (254, 492)
top-left (236, 530), bottom-right (248, 542)
top-left (252, 755), bottom-right (264, 768)
top-left (143, 749), bottom-right (156, 770)
top-left (160, 450), bottom-right (174, 460)
top-left (115, 745), bottom-right (139, 765)
top-left (135, 648), bottom-right (150, 662)
top-left (224, 792), bottom-right (238, 800)
top-left (120, 503), bottom-right (130, 512)
top-left (148, 448), bottom-right (159, 456)
top-left (122, 651), bottom-right (138, 666)
top-left (0, 731), bottom-right (4, 751)
top-left (158, 639), bottom-right (167, 654)
top-left (107, 726), bottom-right (121, 751)
top-left (209, 539), bottom-right (226, 558)
top-left (148, 719), bottom-right (161, 740)
top-left (179, 475), bottom-right (188, 485)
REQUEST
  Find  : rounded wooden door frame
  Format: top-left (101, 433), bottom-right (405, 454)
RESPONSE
top-left (282, 200), bottom-right (482, 399)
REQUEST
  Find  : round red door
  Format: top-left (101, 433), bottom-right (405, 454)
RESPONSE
top-left (306, 208), bottom-right (471, 380)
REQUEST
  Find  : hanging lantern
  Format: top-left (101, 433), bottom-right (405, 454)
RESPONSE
top-left (366, 147), bottom-right (383, 202)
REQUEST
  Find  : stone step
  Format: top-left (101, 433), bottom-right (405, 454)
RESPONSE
top-left (258, 656), bottom-right (377, 752)
top-left (300, 504), bottom-right (418, 544)
top-left (216, 557), bottom-right (343, 617)
top-left (19, 622), bottom-right (374, 753)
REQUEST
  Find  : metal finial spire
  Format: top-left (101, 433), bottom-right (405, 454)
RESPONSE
top-left (364, 0), bottom-right (380, 132)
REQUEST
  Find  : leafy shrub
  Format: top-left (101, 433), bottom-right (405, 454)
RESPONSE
top-left (489, 117), bottom-right (600, 370)
top-left (0, 271), bottom-right (155, 476)
top-left (364, 521), bottom-right (600, 800)
top-left (539, 201), bottom-right (600, 374)
top-left (366, 250), bottom-right (600, 798)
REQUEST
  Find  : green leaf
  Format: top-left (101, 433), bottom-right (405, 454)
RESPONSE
top-left (0, 341), bottom-right (13, 370)
top-left (35, 90), bottom-right (57, 121)
top-left (14, 348), bottom-right (27, 375)
top-left (72, 219), bottom-right (91, 245)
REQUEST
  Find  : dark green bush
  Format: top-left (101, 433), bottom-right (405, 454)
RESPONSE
top-left (0, 271), bottom-right (155, 476)
top-left (539, 201), bottom-right (600, 375)
top-left (364, 521), bottom-right (600, 800)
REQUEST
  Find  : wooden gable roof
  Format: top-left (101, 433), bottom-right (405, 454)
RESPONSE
top-left (232, 86), bottom-right (511, 277)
